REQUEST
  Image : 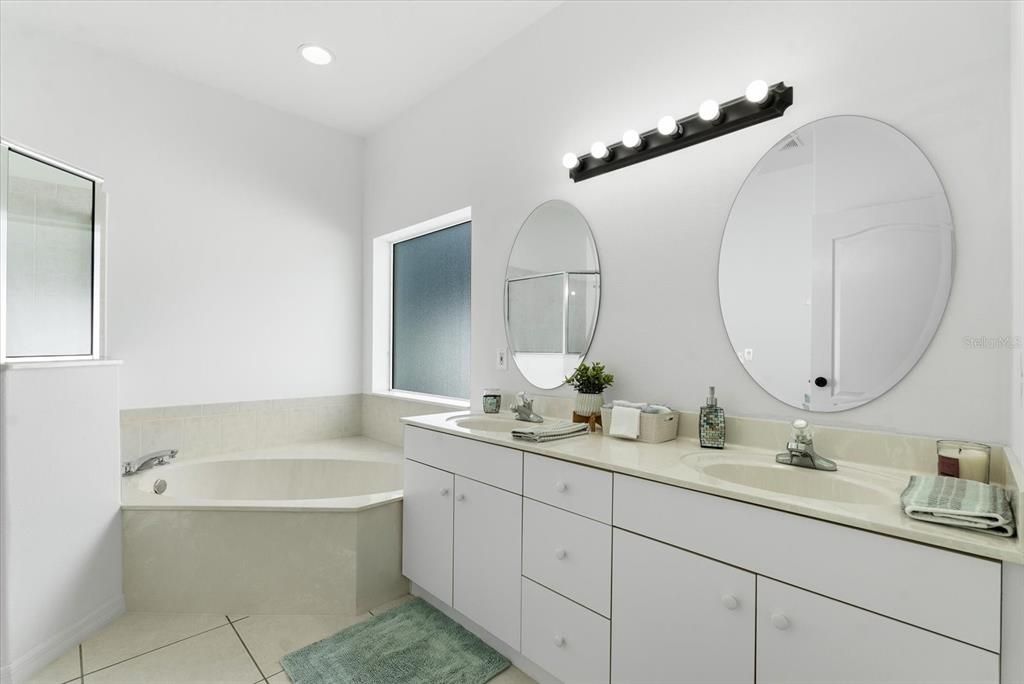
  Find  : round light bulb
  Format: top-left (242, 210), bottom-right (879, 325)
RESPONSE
top-left (745, 79), bottom-right (770, 104)
top-left (590, 141), bottom-right (609, 160)
top-left (657, 116), bottom-right (679, 136)
top-left (622, 129), bottom-right (642, 149)
top-left (561, 153), bottom-right (580, 170)
top-left (298, 44), bottom-right (333, 65)
top-left (699, 99), bottom-right (721, 122)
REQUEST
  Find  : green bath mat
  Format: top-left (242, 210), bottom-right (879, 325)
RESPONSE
top-left (281, 598), bottom-right (510, 684)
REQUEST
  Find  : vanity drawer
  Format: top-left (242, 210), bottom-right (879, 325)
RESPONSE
top-left (522, 578), bottom-right (610, 684)
top-left (523, 498), bottom-right (612, 616)
top-left (613, 474), bottom-right (1002, 651)
top-left (404, 426), bottom-right (523, 493)
top-left (523, 452), bottom-right (612, 523)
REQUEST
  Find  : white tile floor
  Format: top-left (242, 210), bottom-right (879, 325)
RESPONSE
top-left (28, 596), bottom-right (536, 684)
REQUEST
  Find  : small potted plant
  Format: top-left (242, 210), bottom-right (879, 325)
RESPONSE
top-left (565, 361), bottom-right (614, 417)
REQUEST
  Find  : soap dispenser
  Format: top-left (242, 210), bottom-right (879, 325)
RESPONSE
top-left (699, 386), bottom-right (726, 449)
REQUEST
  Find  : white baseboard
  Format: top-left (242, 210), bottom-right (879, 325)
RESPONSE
top-left (410, 583), bottom-right (559, 684)
top-left (0, 594), bottom-right (124, 684)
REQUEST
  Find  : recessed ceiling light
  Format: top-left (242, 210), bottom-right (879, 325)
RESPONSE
top-left (298, 44), bottom-right (333, 66)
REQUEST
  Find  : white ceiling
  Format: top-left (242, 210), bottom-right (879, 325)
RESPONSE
top-left (0, 0), bottom-right (561, 135)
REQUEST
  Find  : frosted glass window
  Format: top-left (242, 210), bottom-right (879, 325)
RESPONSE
top-left (392, 222), bottom-right (471, 399)
top-left (4, 149), bottom-right (96, 357)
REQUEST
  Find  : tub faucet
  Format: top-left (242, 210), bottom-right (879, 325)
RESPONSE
top-left (122, 449), bottom-right (178, 477)
top-left (775, 419), bottom-right (836, 471)
top-left (512, 392), bottom-right (544, 423)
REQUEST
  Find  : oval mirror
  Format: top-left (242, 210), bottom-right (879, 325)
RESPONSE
top-left (505, 200), bottom-right (601, 389)
top-left (719, 115), bottom-right (953, 412)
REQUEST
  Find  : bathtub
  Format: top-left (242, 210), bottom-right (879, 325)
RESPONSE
top-left (120, 438), bottom-right (407, 615)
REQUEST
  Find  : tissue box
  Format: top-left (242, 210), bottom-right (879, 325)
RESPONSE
top-left (600, 408), bottom-right (680, 443)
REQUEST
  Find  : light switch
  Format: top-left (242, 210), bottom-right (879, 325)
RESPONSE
top-left (496, 348), bottom-right (508, 370)
top-left (744, 348), bottom-right (754, 361)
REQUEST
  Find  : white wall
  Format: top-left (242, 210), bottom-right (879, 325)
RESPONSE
top-left (0, 25), bottom-right (364, 409)
top-left (0, 364), bottom-right (123, 683)
top-left (1011, 0), bottom-right (1024, 466)
top-left (1006, 8), bottom-right (1024, 681)
top-left (364, 0), bottom-right (1014, 443)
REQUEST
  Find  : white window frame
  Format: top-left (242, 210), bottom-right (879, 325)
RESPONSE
top-left (0, 139), bottom-right (108, 364)
top-left (371, 206), bottom-right (471, 407)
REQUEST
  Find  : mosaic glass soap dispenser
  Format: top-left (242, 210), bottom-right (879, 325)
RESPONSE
top-left (699, 386), bottom-right (726, 449)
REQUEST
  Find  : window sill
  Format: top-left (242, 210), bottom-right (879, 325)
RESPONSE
top-left (371, 389), bottom-right (470, 409)
top-left (2, 358), bottom-right (123, 371)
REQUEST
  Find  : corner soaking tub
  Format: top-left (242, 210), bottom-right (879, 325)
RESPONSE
top-left (120, 438), bottom-right (406, 615)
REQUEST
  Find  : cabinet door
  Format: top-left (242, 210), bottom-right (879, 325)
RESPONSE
top-left (401, 459), bottom-right (454, 604)
top-left (453, 475), bottom-right (522, 649)
top-left (611, 529), bottom-right (754, 684)
top-left (756, 577), bottom-right (999, 684)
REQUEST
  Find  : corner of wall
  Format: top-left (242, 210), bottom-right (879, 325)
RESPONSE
top-left (1011, 0), bottom-right (1024, 468)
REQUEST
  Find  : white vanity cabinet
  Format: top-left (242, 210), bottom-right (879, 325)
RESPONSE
top-left (453, 475), bottom-right (522, 649)
top-left (401, 459), bottom-right (454, 604)
top-left (403, 424), bottom-right (1007, 684)
top-left (611, 528), bottom-right (755, 684)
top-left (756, 578), bottom-right (999, 684)
top-left (403, 427), bottom-right (524, 649)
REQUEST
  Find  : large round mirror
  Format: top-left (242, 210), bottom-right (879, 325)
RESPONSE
top-left (505, 200), bottom-right (601, 389)
top-left (719, 116), bottom-right (953, 412)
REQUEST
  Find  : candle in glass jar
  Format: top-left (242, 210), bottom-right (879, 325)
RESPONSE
top-left (957, 447), bottom-right (990, 482)
top-left (936, 440), bottom-right (991, 483)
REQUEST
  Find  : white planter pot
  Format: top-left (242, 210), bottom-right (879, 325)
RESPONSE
top-left (574, 392), bottom-right (604, 417)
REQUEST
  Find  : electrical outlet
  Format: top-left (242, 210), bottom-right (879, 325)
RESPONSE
top-left (496, 348), bottom-right (508, 370)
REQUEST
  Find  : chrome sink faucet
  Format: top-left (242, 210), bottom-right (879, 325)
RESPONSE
top-left (512, 392), bottom-right (544, 423)
top-left (122, 449), bottom-right (178, 477)
top-left (776, 419), bottom-right (836, 471)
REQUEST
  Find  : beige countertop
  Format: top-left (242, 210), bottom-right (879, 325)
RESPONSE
top-left (402, 411), bottom-right (1024, 565)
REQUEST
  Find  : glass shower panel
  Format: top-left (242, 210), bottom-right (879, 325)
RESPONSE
top-left (507, 273), bottom-right (564, 353)
top-left (392, 221), bottom-right (471, 399)
top-left (566, 273), bottom-right (599, 354)
top-left (5, 150), bottom-right (95, 357)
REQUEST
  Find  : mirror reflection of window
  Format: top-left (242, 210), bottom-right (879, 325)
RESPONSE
top-left (3, 147), bottom-right (97, 359)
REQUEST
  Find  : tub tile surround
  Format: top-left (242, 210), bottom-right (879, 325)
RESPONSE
top-left (120, 395), bottom-right (363, 462)
top-left (27, 601), bottom-right (537, 684)
top-left (403, 411), bottom-right (1024, 564)
top-left (361, 392), bottom-right (455, 446)
top-left (120, 393), bottom-right (451, 462)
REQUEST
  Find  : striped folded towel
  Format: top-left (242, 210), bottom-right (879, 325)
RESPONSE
top-left (512, 421), bottom-right (589, 443)
top-left (900, 475), bottom-right (1016, 537)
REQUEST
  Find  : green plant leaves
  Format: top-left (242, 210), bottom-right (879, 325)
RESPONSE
top-left (564, 361), bottom-right (614, 394)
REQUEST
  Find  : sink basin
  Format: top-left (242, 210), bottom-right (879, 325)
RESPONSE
top-left (684, 452), bottom-right (896, 506)
top-left (447, 415), bottom-right (524, 432)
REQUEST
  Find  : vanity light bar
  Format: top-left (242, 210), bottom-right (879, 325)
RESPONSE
top-left (564, 81), bottom-right (794, 183)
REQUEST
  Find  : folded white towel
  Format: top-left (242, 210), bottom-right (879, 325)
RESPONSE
top-left (612, 400), bottom-right (647, 409)
top-left (643, 404), bottom-right (672, 414)
top-left (609, 406), bottom-right (641, 440)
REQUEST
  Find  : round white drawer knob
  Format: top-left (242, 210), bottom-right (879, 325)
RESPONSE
top-left (555, 481), bottom-right (568, 493)
top-left (455, 493), bottom-right (465, 502)
top-left (555, 548), bottom-right (567, 560)
top-left (720, 594), bottom-right (739, 610)
top-left (553, 635), bottom-right (566, 648)
top-left (771, 613), bottom-right (790, 631)
top-left (439, 488), bottom-right (450, 497)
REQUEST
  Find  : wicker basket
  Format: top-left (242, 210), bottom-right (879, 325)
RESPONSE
top-left (600, 407), bottom-right (680, 443)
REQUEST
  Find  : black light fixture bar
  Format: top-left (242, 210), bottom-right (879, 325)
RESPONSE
top-left (567, 81), bottom-right (794, 183)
